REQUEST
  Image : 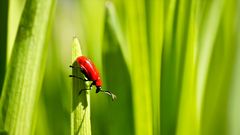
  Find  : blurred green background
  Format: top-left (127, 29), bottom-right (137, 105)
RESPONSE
top-left (1, 0), bottom-right (240, 135)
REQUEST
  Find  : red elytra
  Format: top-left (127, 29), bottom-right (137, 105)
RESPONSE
top-left (76, 56), bottom-right (102, 87)
top-left (70, 56), bottom-right (116, 100)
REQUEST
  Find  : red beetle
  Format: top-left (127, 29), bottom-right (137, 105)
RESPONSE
top-left (70, 56), bottom-right (116, 100)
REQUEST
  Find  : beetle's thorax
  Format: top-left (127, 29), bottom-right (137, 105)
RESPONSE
top-left (95, 79), bottom-right (102, 87)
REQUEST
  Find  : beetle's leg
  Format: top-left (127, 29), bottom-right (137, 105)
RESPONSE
top-left (69, 75), bottom-right (89, 81)
top-left (69, 65), bottom-right (80, 68)
top-left (70, 65), bottom-right (88, 77)
top-left (79, 87), bottom-right (92, 95)
top-left (69, 65), bottom-right (85, 72)
top-left (99, 90), bottom-right (117, 101)
top-left (78, 81), bottom-right (95, 95)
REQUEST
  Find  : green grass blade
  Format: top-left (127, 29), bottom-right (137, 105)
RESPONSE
top-left (0, 0), bottom-right (55, 134)
top-left (196, 0), bottom-right (225, 122)
top-left (201, 0), bottom-right (238, 134)
top-left (92, 2), bottom-right (134, 134)
top-left (35, 99), bottom-right (51, 135)
top-left (77, 0), bottom-right (105, 67)
top-left (0, 0), bottom-right (8, 95)
top-left (71, 37), bottom-right (91, 135)
top-left (124, 0), bottom-right (152, 134)
top-left (228, 1), bottom-right (240, 134)
top-left (36, 38), bottom-right (71, 135)
top-left (176, 0), bottom-right (198, 134)
top-left (147, 0), bottom-right (164, 134)
top-left (7, 0), bottom-right (26, 62)
top-left (161, 0), bottom-right (179, 134)
top-left (104, 2), bottom-right (130, 69)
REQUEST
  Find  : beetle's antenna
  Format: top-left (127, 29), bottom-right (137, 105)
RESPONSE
top-left (99, 90), bottom-right (117, 101)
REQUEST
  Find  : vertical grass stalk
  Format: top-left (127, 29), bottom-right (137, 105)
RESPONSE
top-left (176, 0), bottom-right (198, 134)
top-left (196, 0), bottom-right (225, 132)
top-left (148, 0), bottom-right (164, 135)
top-left (0, 0), bottom-right (55, 134)
top-left (161, 0), bottom-right (179, 134)
top-left (71, 37), bottom-right (91, 135)
top-left (7, 0), bottom-right (26, 62)
top-left (124, 0), bottom-right (152, 134)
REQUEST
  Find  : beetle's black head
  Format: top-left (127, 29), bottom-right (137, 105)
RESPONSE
top-left (96, 86), bottom-right (101, 93)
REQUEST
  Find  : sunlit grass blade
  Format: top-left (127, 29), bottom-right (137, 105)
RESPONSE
top-left (0, 0), bottom-right (56, 134)
top-left (71, 37), bottom-right (91, 135)
top-left (196, 0), bottom-right (225, 124)
top-left (77, 0), bottom-right (105, 66)
top-left (95, 2), bottom-right (134, 134)
top-left (7, 0), bottom-right (26, 62)
top-left (176, 0), bottom-right (198, 134)
top-left (104, 2), bottom-right (130, 69)
top-left (147, 0), bottom-right (164, 134)
top-left (228, 1), bottom-right (240, 134)
top-left (124, 0), bottom-right (152, 134)
top-left (201, 0), bottom-right (238, 134)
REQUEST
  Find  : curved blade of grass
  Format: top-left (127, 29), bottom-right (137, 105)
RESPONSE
top-left (147, 0), bottom-right (164, 134)
top-left (124, 0), bottom-right (152, 134)
top-left (176, 0), bottom-right (198, 134)
top-left (228, 1), bottom-right (240, 134)
top-left (0, 0), bottom-right (55, 134)
top-left (36, 38), bottom-right (71, 135)
top-left (196, 0), bottom-right (225, 124)
top-left (7, 0), bottom-right (26, 62)
top-left (92, 2), bottom-right (134, 134)
top-left (201, 1), bottom-right (238, 134)
top-left (104, 2), bottom-right (130, 69)
top-left (71, 37), bottom-right (91, 135)
top-left (161, 0), bottom-right (180, 134)
top-left (77, 0), bottom-right (105, 67)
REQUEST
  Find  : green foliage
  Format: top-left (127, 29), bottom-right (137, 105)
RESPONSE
top-left (71, 38), bottom-right (91, 135)
top-left (0, 0), bottom-right (55, 134)
top-left (7, 0), bottom-right (26, 62)
top-left (100, 3), bottom-right (134, 135)
top-left (1, 0), bottom-right (240, 135)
